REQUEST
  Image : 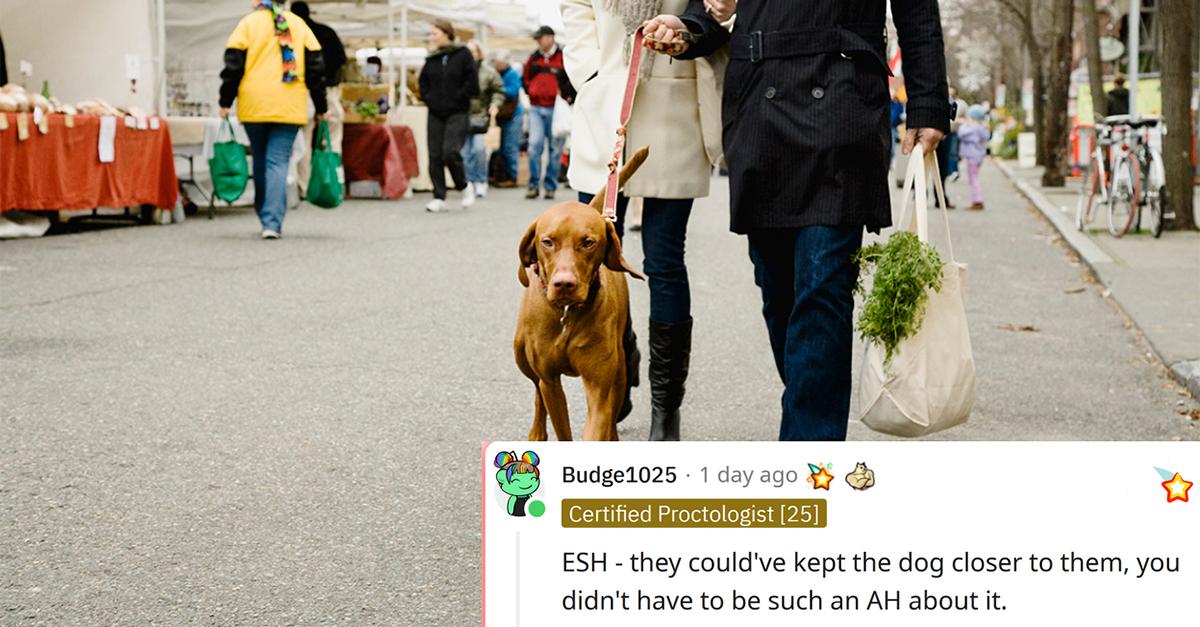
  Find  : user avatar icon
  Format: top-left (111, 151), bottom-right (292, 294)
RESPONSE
top-left (494, 451), bottom-right (544, 517)
top-left (845, 462), bottom-right (876, 491)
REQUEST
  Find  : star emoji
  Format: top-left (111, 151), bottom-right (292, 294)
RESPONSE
top-left (811, 467), bottom-right (834, 491)
top-left (1162, 473), bottom-right (1192, 503)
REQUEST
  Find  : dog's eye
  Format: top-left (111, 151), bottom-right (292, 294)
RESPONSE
top-left (541, 238), bottom-right (554, 248)
top-left (581, 239), bottom-right (596, 249)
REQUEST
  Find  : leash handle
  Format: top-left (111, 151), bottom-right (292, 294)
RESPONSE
top-left (603, 28), bottom-right (646, 222)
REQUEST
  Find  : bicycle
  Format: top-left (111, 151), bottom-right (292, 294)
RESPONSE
top-left (1076, 121), bottom-right (1117, 231)
top-left (1105, 115), bottom-right (1169, 238)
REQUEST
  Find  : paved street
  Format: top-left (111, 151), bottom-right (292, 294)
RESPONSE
top-left (2, 162), bottom-right (1197, 623)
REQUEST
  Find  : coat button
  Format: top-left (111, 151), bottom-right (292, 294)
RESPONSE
top-left (811, 87), bottom-right (826, 100)
top-left (765, 87), bottom-right (777, 99)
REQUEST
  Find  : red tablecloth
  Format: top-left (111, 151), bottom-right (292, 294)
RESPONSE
top-left (0, 113), bottom-right (178, 212)
top-left (342, 123), bottom-right (419, 200)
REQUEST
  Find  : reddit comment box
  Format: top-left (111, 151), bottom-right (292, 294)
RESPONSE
top-left (482, 442), bottom-right (1196, 625)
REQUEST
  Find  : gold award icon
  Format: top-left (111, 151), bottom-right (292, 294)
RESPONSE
top-left (845, 462), bottom-right (876, 491)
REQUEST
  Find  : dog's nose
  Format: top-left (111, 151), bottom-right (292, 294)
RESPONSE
top-left (550, 273), bottom-right (577, 292)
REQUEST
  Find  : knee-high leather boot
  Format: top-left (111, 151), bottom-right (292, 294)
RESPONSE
top-left (618, 316), bottom-right (640, 423)
top-left (648, 318), bottom-right (692, 441)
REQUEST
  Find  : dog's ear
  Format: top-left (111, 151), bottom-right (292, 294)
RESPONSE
top-left (517, 219), bottom-right (538, 287)
top-left (604, 221), bottom-right (645, 280)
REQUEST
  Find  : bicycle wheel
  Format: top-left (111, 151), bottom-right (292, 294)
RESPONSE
top-left (1076, 159), bottom-right (1101, 231)
top-left (1149, 185), bottom-right (1165, 238)
top-left (1107, 158), bottom-right (1139, 238)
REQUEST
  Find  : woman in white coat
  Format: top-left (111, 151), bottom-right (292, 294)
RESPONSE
top-left (562, 0), bottom-right (726, 441)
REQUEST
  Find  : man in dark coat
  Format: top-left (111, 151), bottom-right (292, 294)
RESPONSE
top-left (646, 0), bottom-right (950, 441)
top-left (1106, 74), bottom-right (1130, 117)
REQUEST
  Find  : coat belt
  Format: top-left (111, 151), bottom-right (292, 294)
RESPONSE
top-left (729, 24), bottom-right (892, 76)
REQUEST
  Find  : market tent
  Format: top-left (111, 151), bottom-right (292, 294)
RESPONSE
top-left (162, 0), bottom-right (546, 116)
top-left (0, 0), bottom-right (161, 113)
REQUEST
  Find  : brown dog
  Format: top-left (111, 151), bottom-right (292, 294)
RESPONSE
top-left (513, 148), bottom-right (649, 441)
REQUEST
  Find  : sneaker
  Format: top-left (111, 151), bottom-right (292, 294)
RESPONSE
top-left (461, 184), bottom-right (476, 209)
top-left (425, 198), bottom-right (447, 213)
top-left (261, 229), bottom-right (280, 240)
top-left (525, 188), bottom-right (540, 200)
top-left (543, 190), bottom-right (556, 201)
top-left (474, 182), bottom-right (489, 198)
top-left (949, 172), bottom-right (961, 183)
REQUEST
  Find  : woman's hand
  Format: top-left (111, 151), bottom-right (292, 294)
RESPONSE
top-left (219, 107), bottom-right (230, 118)
top-left (704, 0), bottom-right (736, 22)
top-left (642, 15), bottom-right (690, 56)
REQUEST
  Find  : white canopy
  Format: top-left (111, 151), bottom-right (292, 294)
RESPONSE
top-left (163, 0), bottom-right (554, 116)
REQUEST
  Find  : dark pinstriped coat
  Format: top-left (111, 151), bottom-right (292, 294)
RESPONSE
top-left (676, 0), bottom-right (950, 233)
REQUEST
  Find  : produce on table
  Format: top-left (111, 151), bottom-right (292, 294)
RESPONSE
top-left (853, 231), bottom-right (944, 365)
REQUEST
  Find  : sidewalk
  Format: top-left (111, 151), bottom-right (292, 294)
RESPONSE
top-left (996, 160), bottom-right (1200, 396)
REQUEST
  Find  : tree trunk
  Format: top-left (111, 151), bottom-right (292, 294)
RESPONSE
top-left (1041, 0), bottom-right (1075, 187)
top-left (1082, 0), bottom-right (1107, 119)
top-left (1021, 0), bottom-right (1048, 165)
top-left (1161, 0), bottom-right (1195, 229)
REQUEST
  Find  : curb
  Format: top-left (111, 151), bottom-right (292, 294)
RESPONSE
top-left (995, 159), bottom-right (1199, 398)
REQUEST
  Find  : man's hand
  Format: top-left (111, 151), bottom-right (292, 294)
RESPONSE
top-left (703, 0), bottom-right (736, 22)
top-left (642, 15), bottom-right (690, 57)
top-left (219, 107), bottom-right (231, 119)
top-left (902, 128), bottom-right (945, 156)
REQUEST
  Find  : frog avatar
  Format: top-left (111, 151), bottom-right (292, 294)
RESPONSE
top-left (494, 451), bottom-right (544, 517)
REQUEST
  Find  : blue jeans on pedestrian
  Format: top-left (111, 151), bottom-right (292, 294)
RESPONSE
top-left (243, 122), bottom-right (299, 233)
top-left (461, 133), bottom-right (487, 184)
top-left (527, 105), bottom-right (562, 192)
top-left (945, 131), bottom-right (961, 177)
top-left (499, 110), bottom-right (523, 180)
top-left (579, 192), bottom-right (694, 323)
top-left (747, 225), bottom-right (863, 441)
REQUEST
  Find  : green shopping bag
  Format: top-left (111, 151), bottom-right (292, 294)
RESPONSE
top-left (307, 120), bottom-right (343, 209)
top-left (208, 118), bottom-right (249, 203)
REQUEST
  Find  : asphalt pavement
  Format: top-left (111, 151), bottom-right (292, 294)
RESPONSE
top-left (1, 161), bottom-right (1196, 623)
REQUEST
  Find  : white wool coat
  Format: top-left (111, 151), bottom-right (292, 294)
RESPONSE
top-left (561, 0), bottom-right (727, 200)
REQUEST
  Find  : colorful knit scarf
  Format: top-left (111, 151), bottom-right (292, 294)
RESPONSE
top-left (257, 1), bottom-right (297, 83)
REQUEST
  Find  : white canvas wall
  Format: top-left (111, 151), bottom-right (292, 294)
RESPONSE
top-left (0, 0), bottom-right (158, 111)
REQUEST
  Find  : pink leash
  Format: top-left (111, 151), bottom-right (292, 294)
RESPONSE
top-left (602, 29), bottom-right (647, 222)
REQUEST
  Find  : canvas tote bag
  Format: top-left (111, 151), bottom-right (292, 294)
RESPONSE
top-left (857, 145), bottom-right (976, 437)
top-left (306, 120), bottom-right (344, 209)
top-left (208, 118), bottom-right (249, 204)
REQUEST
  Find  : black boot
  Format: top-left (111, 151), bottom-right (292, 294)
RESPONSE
top-left (618, 318), bottom-right (640, 423)
top-left (648, 318), bottom-right (692, 441)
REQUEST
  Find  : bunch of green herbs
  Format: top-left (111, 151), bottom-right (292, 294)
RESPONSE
top-left (853, 231), bottom-right (944, 364)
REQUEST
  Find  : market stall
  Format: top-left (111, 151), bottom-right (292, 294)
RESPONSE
top-left (343, 123), bottom-right (420, 199)
top-left (0, 112), bottom-right (177, 215)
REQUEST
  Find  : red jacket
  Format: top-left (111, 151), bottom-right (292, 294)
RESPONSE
top-left (522, 45), bottom-right (575, 108)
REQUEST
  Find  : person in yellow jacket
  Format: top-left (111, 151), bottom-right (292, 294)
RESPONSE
top-left (219, 0), bottom-right (328, 239)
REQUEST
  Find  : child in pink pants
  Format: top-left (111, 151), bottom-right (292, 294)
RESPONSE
top-left (958, 105), bottom-right (992, 210)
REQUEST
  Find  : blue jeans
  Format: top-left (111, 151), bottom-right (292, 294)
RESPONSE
top-left (579, 192), bottom-right (694, 323)
top-left (527, 105), bottom-right (562, 192)
top-left (747, 226), bottom-right (863, 441)
top-left (945, 132), bottom-right (961, 176)
top-left (499, 111), bottom-right (523, 180)
top-left (243, 122), bottom-right (299, 233)
top-left (461, 133), bottom-right (487, 184)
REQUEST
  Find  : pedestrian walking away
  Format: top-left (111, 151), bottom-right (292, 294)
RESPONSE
top-left (563, 0), bottom-right (728, 441)
top-left (418, 19), bottom-right (479, 212)
top-left (647, 0), bottom-right (951, 441)
top-left (291, 1), bottom-right (347, 201)
top-left (492, 53), bottom-right (525, 188)
top-left (462, 41), bottom-right (506, 200)
top-left (219, 0), bottom-right (328, 239)
top-left (523, 26), bottom-right (576, 201)
top-left (959, 104), bottom-right (992, 210)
